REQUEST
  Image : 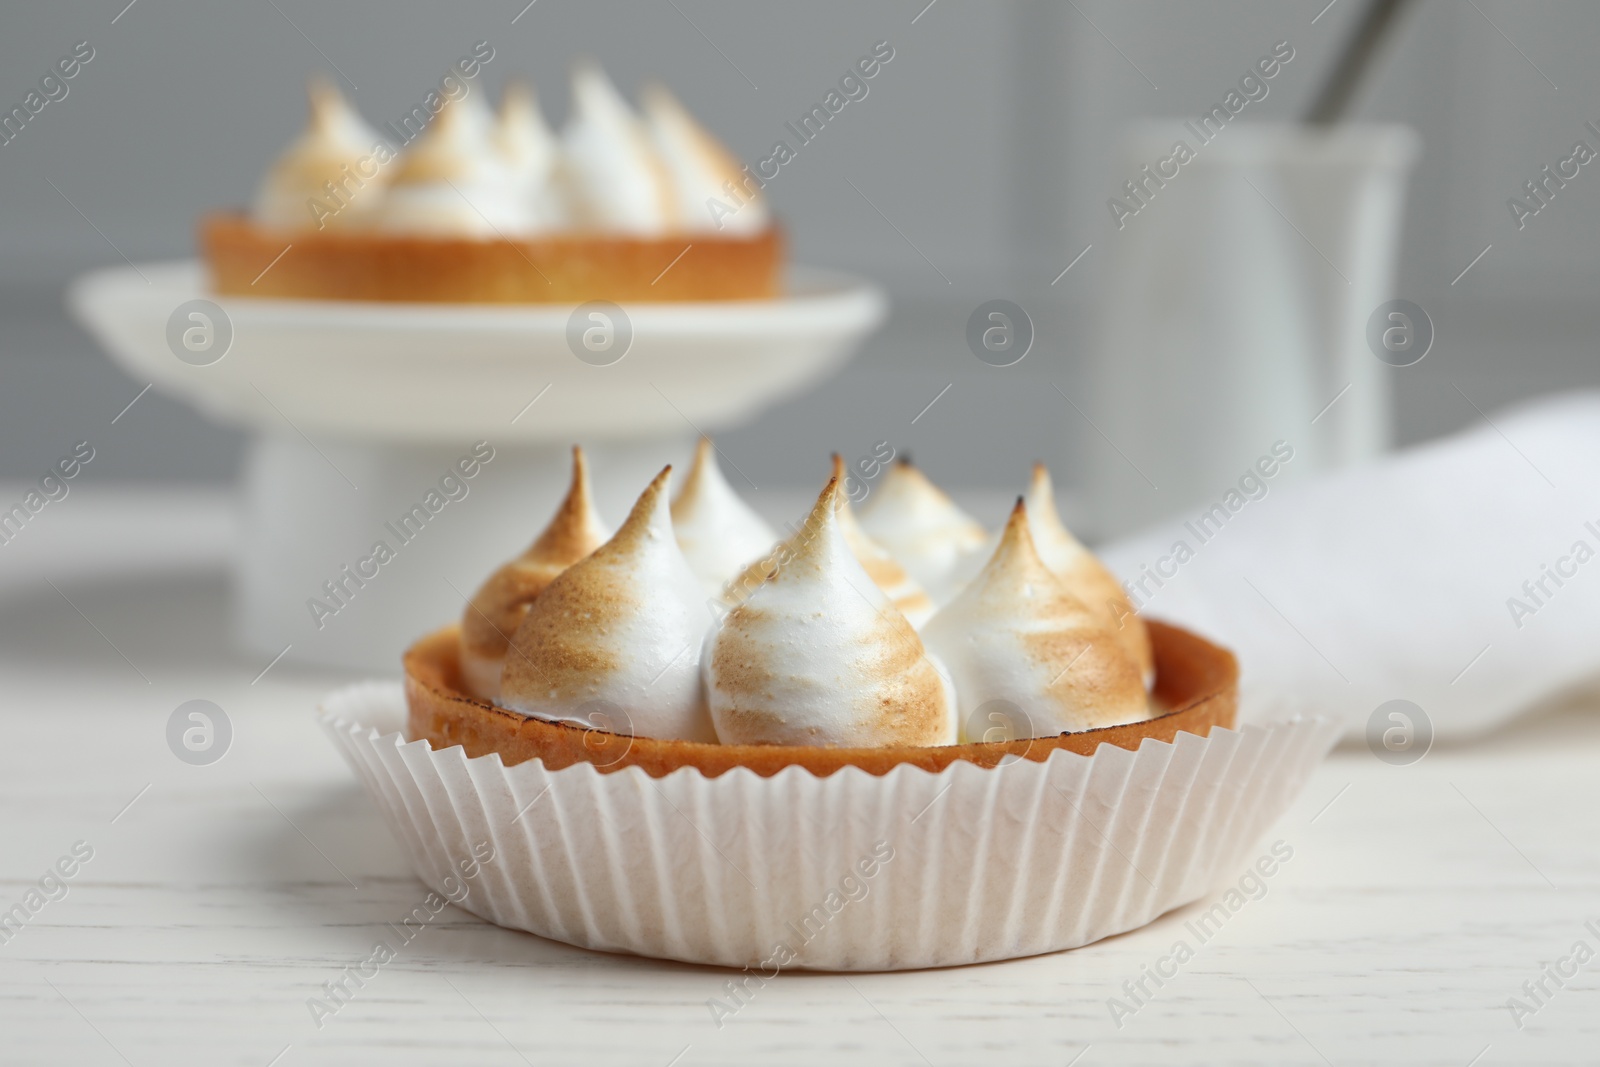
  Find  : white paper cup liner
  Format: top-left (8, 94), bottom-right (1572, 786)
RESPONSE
top-left (319, 681), bottom-right (1339, 971)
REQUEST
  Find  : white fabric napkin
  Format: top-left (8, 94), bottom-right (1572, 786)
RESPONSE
top-left (1100, 392), bottom-right (1600, 741)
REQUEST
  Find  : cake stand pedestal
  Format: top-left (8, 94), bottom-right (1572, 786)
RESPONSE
top-left (70, 262), bottom-right (886, 670)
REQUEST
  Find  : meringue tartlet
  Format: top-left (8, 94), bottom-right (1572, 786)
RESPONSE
top-left (203, 68), bottom-right (783, 304)
top-left (413, 445), bottom-right (1238, 777)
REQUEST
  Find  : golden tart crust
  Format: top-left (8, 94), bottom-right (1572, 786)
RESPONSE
top-left (201, 212), bottom-right (784, 304)
top-left (404, 619), bottom-right (1238, 779)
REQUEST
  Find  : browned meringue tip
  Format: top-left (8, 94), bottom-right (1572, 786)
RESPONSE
top-left (558, 443), bottom-right (594, 508)
top-left (828, 453), bottom-right (848, 503)
top-left (458, 446), bottom-right (608, 683)
top-left (793, 472), bottom-right (843, 546)
top-left (1026, 461), bottom-right (1095, 560)
top-left (609, 464), bottom-right (674, 544)
top-left (532, 444), bottom-right (601, 552)
top-left (501, 80), bottom-right (536, 112)
top-left (720, 471), bottom-right (843, 595)
top-left (1030, 460), bottom-right (1082, 526)
top-left (887, 454), bottom-right (952, 497)
top-left (305, 75), bottom-right (347, 127)
top-left (812, 471), bottom-right (842, 513)
top-left (768, 476), bottom-right (844, 572)
top-left (432, 93), bottom-right (473, 131)
top-left (986, 493), bottom-right (1049, 575)
top-left (641, 462), bottom-right (675, 501)
top-left (670, 439), bottom-right (714, 518)
top-left (1002, 494), bottom-right (1032, 539)
top-left (497, 82), bottom-right (541, 132)
top-left (570, 58), bottom-right (619, 101)
top-left (641, 81), bottom-right (743, 158)
top-left (639, 81), bottom-right (677, 114)
top-left (830, 462), bottom-right (871, 528)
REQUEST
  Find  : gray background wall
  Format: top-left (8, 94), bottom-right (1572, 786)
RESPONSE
top-left (3, 0), bottom-right (1597, 495)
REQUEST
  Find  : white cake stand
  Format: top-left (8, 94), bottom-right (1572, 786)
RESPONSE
top-left (69, 262), bottom-right (886, 670)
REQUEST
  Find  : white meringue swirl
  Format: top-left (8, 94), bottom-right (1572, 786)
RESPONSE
top-left (672, 438), bottom-right (776, 598)
top-left (704, 473), bottom-right (956, 747)
top-left (857, 459), bottom-right (990, 603)
top-left (251, 66), bottom-right (774, 240)
top-left (560, 63), bottom-right (674, 233)
top-left (253, 79), bottom-right (389, 231)
top-left (1025, 463), bottom-right (1153, 686)
top-left (922, 499), bottom-right (1149, 738)
top-left (459, 446), bottom-right (610, 700)
top-left (832, 458), bottom-right (935, 627)
top-left (375, 94), bottom-right (533, 236)
top-left (495, 82), bottom-right (567, 231)
top-left (642, 84), bottom-right (768, 235)
top-left (501, 465), bottom-right (715, 743)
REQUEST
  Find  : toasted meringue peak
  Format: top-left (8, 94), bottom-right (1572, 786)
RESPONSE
top-left (857, 459), bottom-right (990, 603)
top-left (830, 456), bottom-right (935, 627)
top-left (456, 83), bottom-right (499, 139)
top-left (459, 447), bottom-right (610, 699)
top-left (671, 438), bottom-right (776, 597)
top-left (376, 94), bottom-right (533, 236)
top-left (253, 78), bottom-right (388, 231)
top-left (642, 83), bottom-right (767, 235)
top-left (704, 474), bottom-right (956, 747)
top-left (496, 82), bottom-right (566, 228)
top-left (720, 457), bottom-right (937, 627)
top-left (1026, 463), bottom-right (1154, 686)
top-left (497, 84), bottom-right (546, 157)
top-left (561, 62), bottom-right (675, 233)
top-left (502, 465), bottom-right (716, 742)
top-left (922, 500), bottom-right (1149, 737)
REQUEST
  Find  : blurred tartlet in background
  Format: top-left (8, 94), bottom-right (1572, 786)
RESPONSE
top-left (201, 64), bottom-right (782, 303)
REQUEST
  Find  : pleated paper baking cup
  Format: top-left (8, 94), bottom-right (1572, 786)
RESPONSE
top-left (319, 682), bottom-right (1338, 971)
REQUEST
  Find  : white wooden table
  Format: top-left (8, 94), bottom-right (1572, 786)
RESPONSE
top-left (2, 487), bottom-right (1596, 1066)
